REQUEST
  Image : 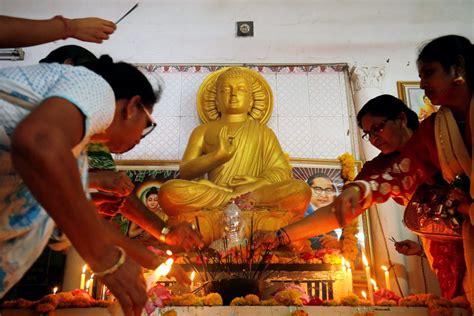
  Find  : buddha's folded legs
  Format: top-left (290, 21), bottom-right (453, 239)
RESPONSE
top-left (158, 179), bottom-right (234, 216)
top-left (159, 179), bottom-right (311, 217)
top-left (246, 179), bottom-right (311, 214)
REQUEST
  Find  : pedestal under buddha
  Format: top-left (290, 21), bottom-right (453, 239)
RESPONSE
top-left (158, 67), bottom-right (311, 245)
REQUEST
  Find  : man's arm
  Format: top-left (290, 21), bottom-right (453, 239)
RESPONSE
top-left (0, 15), bottom-right (116, 48)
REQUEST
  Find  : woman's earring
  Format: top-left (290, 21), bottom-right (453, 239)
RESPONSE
top-left (454, 76), bottom-right (465, 85)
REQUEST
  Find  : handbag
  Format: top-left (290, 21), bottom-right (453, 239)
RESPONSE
top-left (403, 178), bottom-right (467, 241)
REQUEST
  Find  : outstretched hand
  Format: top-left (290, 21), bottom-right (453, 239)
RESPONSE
top-left (331, 186), bottom-right (361, 227)
top-left (89, 170), bottom-right (134, 197)
top-left (252, 230), bottom-right (279, 251)
top-left (165, 222), bottom-right (204, 251)
top-left (70, 17), bottom-right (116, 43)
top-left (168, 264), bottom-right (191, 286)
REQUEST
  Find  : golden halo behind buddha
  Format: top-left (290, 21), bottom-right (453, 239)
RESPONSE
top-left (196, 67), bottom-right (273, 124)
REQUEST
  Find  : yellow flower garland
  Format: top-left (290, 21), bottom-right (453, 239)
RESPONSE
top-left (337, 152), bottom-right (359, 263)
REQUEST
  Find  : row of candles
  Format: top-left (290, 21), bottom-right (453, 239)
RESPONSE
top-left (62, 250), bottom-right (391, 304)
top-left (361, 252), bottom-right (391, 304)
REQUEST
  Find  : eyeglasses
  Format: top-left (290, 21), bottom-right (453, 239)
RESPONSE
top-left (311, 186), bottom-right (337, 196)
top-left (361, 119), bottom-right (390, 141)
top-left (139, 103), bottom-right (157, 139)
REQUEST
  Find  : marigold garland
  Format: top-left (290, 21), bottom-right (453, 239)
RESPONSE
top-left (337, 152), bottom-right (359, 263)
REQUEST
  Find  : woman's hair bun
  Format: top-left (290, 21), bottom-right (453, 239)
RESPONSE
top-left (97, 55), bottom-right (113, 64)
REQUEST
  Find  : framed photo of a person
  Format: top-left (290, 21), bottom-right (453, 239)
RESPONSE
top-left (397, 81), bottom-right (437, 121)
top-left (290, 158), bottom-right (371, 269)
top-left (115, 160), bottom-right (180, 240)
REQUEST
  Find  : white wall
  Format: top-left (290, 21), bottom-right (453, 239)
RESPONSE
top-left (1, 0), bottom-right (472, 97)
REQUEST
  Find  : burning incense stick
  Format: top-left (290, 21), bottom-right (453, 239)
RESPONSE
top-left (115, 3), bottom-right (139, 24)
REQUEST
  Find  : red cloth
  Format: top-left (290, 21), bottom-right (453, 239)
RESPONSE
top-left (430, 240), bottom-right (465, 299)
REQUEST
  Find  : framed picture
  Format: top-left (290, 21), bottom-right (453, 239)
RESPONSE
top-left (397, 81), bottom-right (437, 121)
top-left (114, 160), bottom-right (180, 237)
top-left (291, 158), bottom-right (372, 270)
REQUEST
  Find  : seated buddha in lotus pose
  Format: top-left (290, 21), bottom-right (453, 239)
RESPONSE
top-left (158, 67), bottom-right (311, 222)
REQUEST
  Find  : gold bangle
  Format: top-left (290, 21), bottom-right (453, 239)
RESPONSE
top-left (93, 246), bottom-right (126, 277)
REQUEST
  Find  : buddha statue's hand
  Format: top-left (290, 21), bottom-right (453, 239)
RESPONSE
top-left (228, 175), bottom-right (259, 187)
top-left (165, 222), bottom-right (205, 251)
top-left (215, 125), bottom-right (236, 161)
top-left (253, 230), bottom-right (279, 251)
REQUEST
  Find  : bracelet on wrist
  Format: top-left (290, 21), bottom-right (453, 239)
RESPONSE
top-left (93, 246), bottom-right (126, 278)
top-left (276, 228), bottom-right (291, 246)
top-left (53, 15), bottom-right (72, 39)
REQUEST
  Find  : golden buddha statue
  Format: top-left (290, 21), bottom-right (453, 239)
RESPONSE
top-left (159, 67), bottom-right (311, 245)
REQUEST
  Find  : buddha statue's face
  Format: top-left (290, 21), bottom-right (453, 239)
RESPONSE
top-left (216, 73), bottom-right (253, 115)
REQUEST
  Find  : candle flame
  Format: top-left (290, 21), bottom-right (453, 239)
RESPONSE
top-left (146, 258), bottom-right (174, 290)
top-left (53, 286), bottom-right (58, 294)
top-left (341, 257), bottom-right (345, 266)
top-left (381, 265), bottom-right (388, 272)
top-left (345, 261), bottom-right (351, 269)
top-left (166, 250), bottom-right (173, 256)
top-left (370, 278), bottom-right (378, 290)
top-left (190, 271), bottom-right (196, 281)
top-left (90, 273), bottom-right (94, 280)
top-left (86, 279), bottom-right (91, 290)
top-left (361, 291), bottom-right (367, 299)
top-left (82, 265), bottom-right (87, 273)
top-left (362, 252), bottom-right (368, 267)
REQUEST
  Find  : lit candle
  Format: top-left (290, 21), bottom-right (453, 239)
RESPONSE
top-left (85, 279), bottom-right (91, 293)
top-left (88, 274), bottom-right (94, 296)
top-left (190, 271), bottom-right (196, 291)
top-left (345, 260), bottom-right (352, 294)
top-left (52, 286), bottom-right (58, 294)
top-left (361, 291), bottom-right (367, 300)
top-left (381, 265), bottom-right (391, 291)
top-left (341, 257), bottom-right (346, 273)
top-left (362, 252), bottom-right (374, 305)
top-left (370, 278), bottom-right (378, 291)
top-left (80, 265), bottom-right (87, 290)
top-left (146, 258), bottom-right (174, 290)
top-left (100, 284), bottom-right (108, 300)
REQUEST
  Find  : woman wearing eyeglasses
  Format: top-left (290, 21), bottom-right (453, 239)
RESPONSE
top-left (256, 35), bottom-right (473, 307)
top-left (0, 56), bottom-right (170, 315)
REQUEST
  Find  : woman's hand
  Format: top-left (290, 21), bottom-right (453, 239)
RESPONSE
top-left (320, 234), bottom-right (341, 249)
top-left (89, 170), bottom-right (134, 197)
top-left (165, 223), bottom-right (204, 251)
top-left (69, 17), bottom-right (116, 43)
top-left (332, 186), bottom-right (361, 227)
top-left (253, 230), bottom-right (279, 251)
top-left (98, 248), bottom-right (147, 316)
top-left (394, 239), bottom-right (422, 256)
top-left (168, 264), bottom-right (191, 286)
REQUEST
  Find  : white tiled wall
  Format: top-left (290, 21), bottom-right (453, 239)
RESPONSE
top-left (115, 65), bottom-right (356, 161)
